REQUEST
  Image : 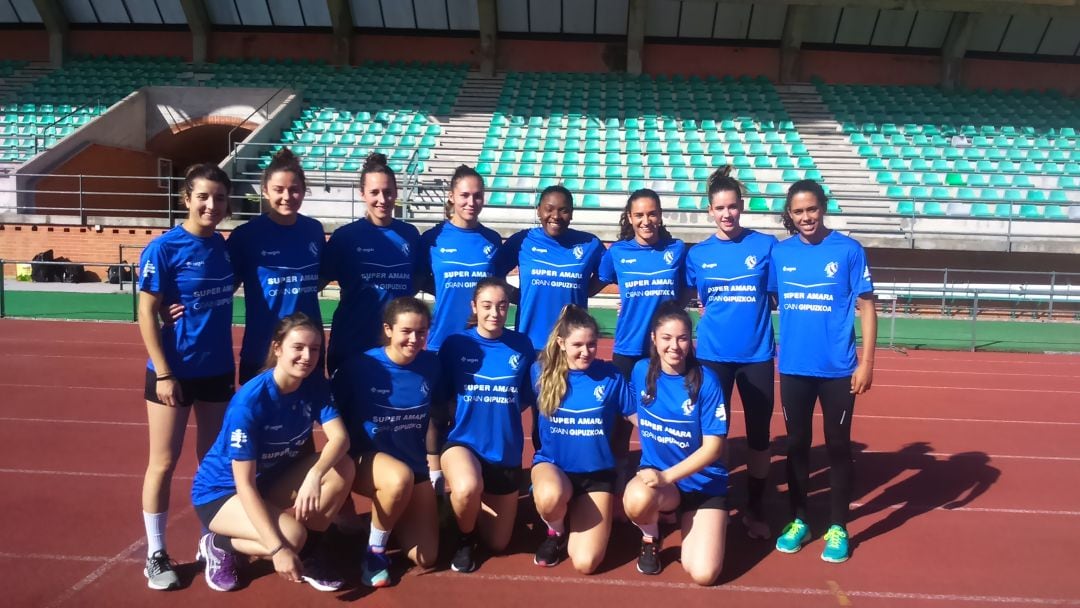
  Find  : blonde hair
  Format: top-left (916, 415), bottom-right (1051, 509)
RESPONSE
top-left (536, 304), bottom-right (599, 418)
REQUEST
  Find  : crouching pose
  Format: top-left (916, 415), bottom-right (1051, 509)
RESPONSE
top-left (190, 313), bottom-right (355, 592)
top-left (333, 297), bottom-right (441, 587)
top-left (530, 304), bottom-right (636, 572)
top-left (623, 302), bottom-right (729, 585)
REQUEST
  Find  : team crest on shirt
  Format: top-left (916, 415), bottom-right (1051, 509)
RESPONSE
top-left (420, 381), bottom-right (430, 396)
top-left (508, 353), bottom-right (523, 370)
top-left (745, 255), bottom-right (758, 270)
top-left (824, 261), bottom-right (839, 278)
top-left (681, 399), bottom-right (695, 416)
top-left (224, 251), bottom-right (231, 263)
top-left (309, 242), bottom-right (319, 257)
top-left (483, 244), bottom-right (495, 257)
top-left (572, 245), bottom-right (584, 260)
top-left (229, 428), bottom-right (248, 449)
top-left (401, 242), bottom-right (411, 256)
top-left (593, 385), bottom-right (606, 402)
top-left (300, 399), bottom-right (312, 419)
top-left (663, 250), bottom-right (675, 265)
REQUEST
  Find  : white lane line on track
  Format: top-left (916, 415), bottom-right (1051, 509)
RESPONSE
top-left (858, 449), bottom-right (1080, 462)
top-left (854, 414), bottom-right (1080, 426)
top-left (0, 467), bottom-right (193, 480)
top-left (430, 572), bottom-right (1080, 605)
top-left (42, 506), bottom-right (194, 608)
top-left (875, 368), bottom-right (1080, 379)
top-left (0, 551), bottom-right (131, 563)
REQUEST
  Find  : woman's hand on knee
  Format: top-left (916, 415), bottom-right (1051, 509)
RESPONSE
top-left (294, 469), bottom-right (323, 521)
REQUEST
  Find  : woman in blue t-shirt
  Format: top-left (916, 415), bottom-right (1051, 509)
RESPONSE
top-left (493, 185), bottom-right (604, 352)
top-left (136, 163), bottom-right (236, 591)
top-left (190, 313), bottom-right (354, 593)
top-left (332, 297), bottom-right (441, 588)
top-left (432, 277), bottom-right (536, 574)
top-left (770, 180), bottom-right (877, 564)
top-left (228, 148), bottom-right (325, 384)
top-left (418, 165), bottom-right (502, 352)
top-left (623, 302), bottom-right (728, 585)
top-left (685, 166), bottom-right (778, 541)
top-left (529, 305), bottom-right (635, 573)
top-left (322, 153), bottom-right (421, 372)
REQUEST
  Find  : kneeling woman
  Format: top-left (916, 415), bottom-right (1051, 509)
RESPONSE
top-left (623, 302), bottom-right (729, 585)
top-left (332, 297), bottom-right (441, 588)
top-left (530, 305), bottom-right (635, 572)
top-left (433, 277), bottom-right (536, 574)
top-left (190, 313), bottom-right (355, 593)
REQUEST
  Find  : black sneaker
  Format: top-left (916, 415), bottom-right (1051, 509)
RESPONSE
top-left (636, 538), bottom-right (661, 575)
top-left (533, 530), bottom-right (567, 567)
top-left (144, 550), bottom-right (180, 590)
top-left (450, 536), bottom-right (477, 573)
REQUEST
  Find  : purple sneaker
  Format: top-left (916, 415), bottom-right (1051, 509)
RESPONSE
top-left (301, 555), bottom-right (344, 592)
top-left (197, 533), bottom-right (240, 592)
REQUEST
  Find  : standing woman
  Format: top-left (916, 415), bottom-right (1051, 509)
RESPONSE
top-left (493, 185), bottom-right (604, 352)
top-left (432, 277), bottom-right (536, 573)
top-left (530, 305), bottom-right (636, 572)
top-left (623, 302), bottom-right (728, 585)
top-left (191, 313), bottom-right (354, 593)
top-left (684, 166), bottom-right (777, 540)
top-left (598, 188), bottom-right (688, 378)
top-left (332, 297), bottom-right (441, 588)
top-left (770, 180), bottom-right (876, 563)
top-left (418, 165), bottom-right (502, 353)
top-left (137, 163), bottom-right (236, 590)
top-left (322, 153), bottom-right (420, 372)
top-left (229, 148), bottom-right (325, 383)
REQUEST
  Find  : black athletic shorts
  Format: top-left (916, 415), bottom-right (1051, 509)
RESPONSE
top-left (639, 466), bottom-right (727, 514)
top-left (194, 493), bottom-right (233, 529)
top-left (144, 369), bottom-right (235, 406)
top-left (443, 442), bottom-right (522, 496)
top-left (565, 469), bottom-right (617, 496)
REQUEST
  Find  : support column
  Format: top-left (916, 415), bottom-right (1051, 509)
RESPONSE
top-left (780, 4), bottom-right (808, 84)
top-left (942, 12), bottom-right (976, 92)
top-left (180, 0), bottom-right (210, 65)
top-left (327, 0), bottom-right (353, 66)
top-left (32, 0), bottom-right (67, 67)
top-left (627, 0), bottom-right (646, 75)
top-left (478, 0), bottom-right (498, 76)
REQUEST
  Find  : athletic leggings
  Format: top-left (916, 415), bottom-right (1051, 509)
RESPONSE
top-left (779, 374), bottom-right (856, 526)
top-left (610, 353), bottom-right (646, 464)
top-left (702, 359), bottom-right (775, 452)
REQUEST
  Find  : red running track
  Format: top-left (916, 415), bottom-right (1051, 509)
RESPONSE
top-left (2, 318), bottom-right (1080, 607)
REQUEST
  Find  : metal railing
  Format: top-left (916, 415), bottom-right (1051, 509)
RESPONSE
top-left (226, 85), bottom-right (289, 174)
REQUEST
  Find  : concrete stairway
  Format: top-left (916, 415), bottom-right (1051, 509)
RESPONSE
top-left (775, 83), bottom-right (905, 239)
top-left (409, 71), bottom-right (505, 221)
top-left (0, 62), bottom-right (53, 102)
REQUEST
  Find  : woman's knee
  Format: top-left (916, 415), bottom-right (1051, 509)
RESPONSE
top-left (448, 473), bottom-right (482, 502)
top-left (532, 482), bottom-right (567, 515)
top-left (686, 564), bottom-right (721, 586)
top-left (570, 549), bottom-right (605, 575)
top-left (621, 481), bottom-right (656, 519)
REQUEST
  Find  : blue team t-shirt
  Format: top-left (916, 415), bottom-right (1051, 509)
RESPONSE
top-left (228, 214), bottom-right (325, 366)
top-left (770, 230), bottom-right (874, 378)
top-left (685, 230), bottom-right (777, 364)
top-left (438, 327), bottom-right (536, 467)
top-left (530, 360), bottom-right (635, 473)
top-left (494, 227), bottom-right (604, 351)
top-left (138, 225), bottom-right (235, 378)
top-left (599, 238), bottom-right (687, 357)
top-left (333, 348), bottom-right (441, 474)
top-left (418, 221), bottom-right (502, 352)
top-left (630, 359), bottom-right (729, 496)
top-left (321, 218), bottom-right (421, 366)
top-left (191, 369), bottom-right (339, 505)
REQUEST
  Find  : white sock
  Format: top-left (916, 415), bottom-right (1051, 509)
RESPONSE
top-left (368, 525), bottom-right (390, 551)
top-left (143, 511), bottom-right (167, 557)
top-left (636, 522), bottom-right (660, 542)
top-left (542, 517), bottom-right (566, 536)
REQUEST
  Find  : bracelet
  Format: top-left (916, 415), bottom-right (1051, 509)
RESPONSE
top-left (155, 373), bottom-right (174, 381)
top-left (268, 543), bottom-right (285, 557)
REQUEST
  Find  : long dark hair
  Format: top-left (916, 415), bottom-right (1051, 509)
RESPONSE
top-left (618, 188), bottom-right (674, 241)
top-left (464, 276), bottom-right (510, 329)
top-left (360, 151), bottom-right (397, 191)
top-left (782, 179), bottom-right (829, 235)
top-left (641, 301), bottom-right (702, 407)
top-left (706, 165), bottom-right (742, 203)
top-left (381, 296), bottom-right (431, 346)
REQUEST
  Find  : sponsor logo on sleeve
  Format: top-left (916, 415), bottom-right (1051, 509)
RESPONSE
top-left (229, 429), bottom-right (248, 449)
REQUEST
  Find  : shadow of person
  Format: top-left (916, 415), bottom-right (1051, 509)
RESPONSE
top-left (850, 449), bottom-right (1000, 548)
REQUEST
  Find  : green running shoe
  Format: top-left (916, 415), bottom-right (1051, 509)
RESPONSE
top-left (774, 519), bottom-right (810, 554)
top-left (821, 525), bottom-right (850, 563)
